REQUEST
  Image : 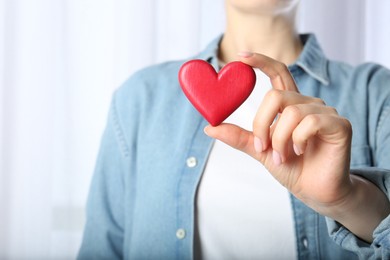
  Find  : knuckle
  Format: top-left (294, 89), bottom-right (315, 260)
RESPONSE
top-left (283, 105), bottom-right (302, 121)
top-left (328, 106), bottom-right (338, 115)
top-left (272, 74), bottom-right (282, 82)
top-left (277, 62), bottom-right (289, 73)
top-left (305, 114), bottom-right (321, 127)
top-left (265, 89), bottom-right (283, 103)
top-left (313, 97), bottom-right (326, 105)
top-left (340, 117), bottom-right (353, 134)
top-left (236, 130), bottom-right (250, 150)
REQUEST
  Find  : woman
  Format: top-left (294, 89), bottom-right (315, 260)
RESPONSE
top-left (78, 0), bottom-right (390, 259)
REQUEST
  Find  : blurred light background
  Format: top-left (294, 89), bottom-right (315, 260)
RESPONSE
top-left (0, 0), bottom-right (389, 259)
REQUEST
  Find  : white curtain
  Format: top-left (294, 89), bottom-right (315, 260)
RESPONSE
top-left (298, 0), bottom-right (390, 66)
top-left (0, 0), bottom-right (389, 259)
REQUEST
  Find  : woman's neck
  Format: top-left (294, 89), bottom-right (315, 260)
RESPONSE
top-left (219, 4), bottom-right (303, 66)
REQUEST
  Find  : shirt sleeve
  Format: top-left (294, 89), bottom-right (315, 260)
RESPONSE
top-left (77, 92), bottom-right (128, 259)
top-left (325, 168), bottom-right (390, 259)
top-left (326, 66), bottom-right (390, 259)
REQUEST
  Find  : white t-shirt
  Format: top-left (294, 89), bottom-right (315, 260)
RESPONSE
top-left (196, 68), bottom-right (297, 259)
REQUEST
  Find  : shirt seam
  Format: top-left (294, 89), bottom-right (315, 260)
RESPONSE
top-left (375, 227), bottom-right (390, 245)
top-left (112, 92), bottom-right (130, 158)
top-left (376, 100), bottom-right (390, 140)
top-left (336, 228), bottom-right (350, 245)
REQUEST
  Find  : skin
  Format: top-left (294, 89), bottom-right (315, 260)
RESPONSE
top-left (204, 0), bottom-right (390, 243)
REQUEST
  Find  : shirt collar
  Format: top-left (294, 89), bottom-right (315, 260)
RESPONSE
top-left (197, 33), bottom-right (330, 85)
top-left (197, 35), bottom-right (222, 70)
top-left (293, 34), bottom-right (330, 85)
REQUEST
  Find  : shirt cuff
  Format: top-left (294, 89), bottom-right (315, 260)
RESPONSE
top-left (325, 167), bottom-right (390, 259)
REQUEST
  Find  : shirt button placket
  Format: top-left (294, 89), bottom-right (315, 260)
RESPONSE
top-left (176, 157), bottom-right (196, 243)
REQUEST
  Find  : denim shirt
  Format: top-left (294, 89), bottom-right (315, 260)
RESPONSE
top-left (78, 34), bottom-right (390, 259)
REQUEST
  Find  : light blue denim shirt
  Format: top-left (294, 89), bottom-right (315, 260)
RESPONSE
top-left (78, 34), bottom-right (390, 259)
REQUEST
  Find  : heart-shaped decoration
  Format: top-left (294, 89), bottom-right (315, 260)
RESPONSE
top-left (179, 59), bottom-right (256, 126)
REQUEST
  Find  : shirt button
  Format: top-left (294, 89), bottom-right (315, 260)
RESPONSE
top-left (302, 237), bottom-right (308, 249)
top-left (176, 228), bottom-right (186, 239)
top-left (186, 156), bottom-right (197, 168)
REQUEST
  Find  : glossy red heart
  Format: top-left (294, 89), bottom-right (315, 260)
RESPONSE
top-left (179, 59), bottom-right (256, 126)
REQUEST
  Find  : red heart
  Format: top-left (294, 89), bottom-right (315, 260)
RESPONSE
top-left (179, 59), bottom-right (256, 126)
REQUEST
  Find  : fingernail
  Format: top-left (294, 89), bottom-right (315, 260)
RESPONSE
top-left (293, 144), bottom-right (301, 156)
top-left (254, 137), bottom-right (263, 153)
top-left (273, 150), bottom-right (282, 166)
top-left (238, 51), bottom-right (254, 58)
top-left (204, 125), bottom-right (211, 135)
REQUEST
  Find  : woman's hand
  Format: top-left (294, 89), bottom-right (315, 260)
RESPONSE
top-left (206, 52), bottom-right (353, 213)
top-left (204, 52), bottom-right (390, 242)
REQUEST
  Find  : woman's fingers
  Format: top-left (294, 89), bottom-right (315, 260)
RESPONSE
top-left (212, 52), bottom-right (350, 169)
top-left (271, 104), bottom-right (338, 162)
top-left (204, 123), bottom-right (256, 155)
top-left (204, 123), bottom-right (274, 169)
top-left (204, 113), bottom-right (351, 170)
top-left (252, 89), bottom-right (324, 151)
top-left (238, 52), bottom-right (299, 92)
top-left (292, 114), bottom-right (352, 156)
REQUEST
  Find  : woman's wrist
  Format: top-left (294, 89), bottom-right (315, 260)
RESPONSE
top-left (322, 174), bottom-right (390, 243)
